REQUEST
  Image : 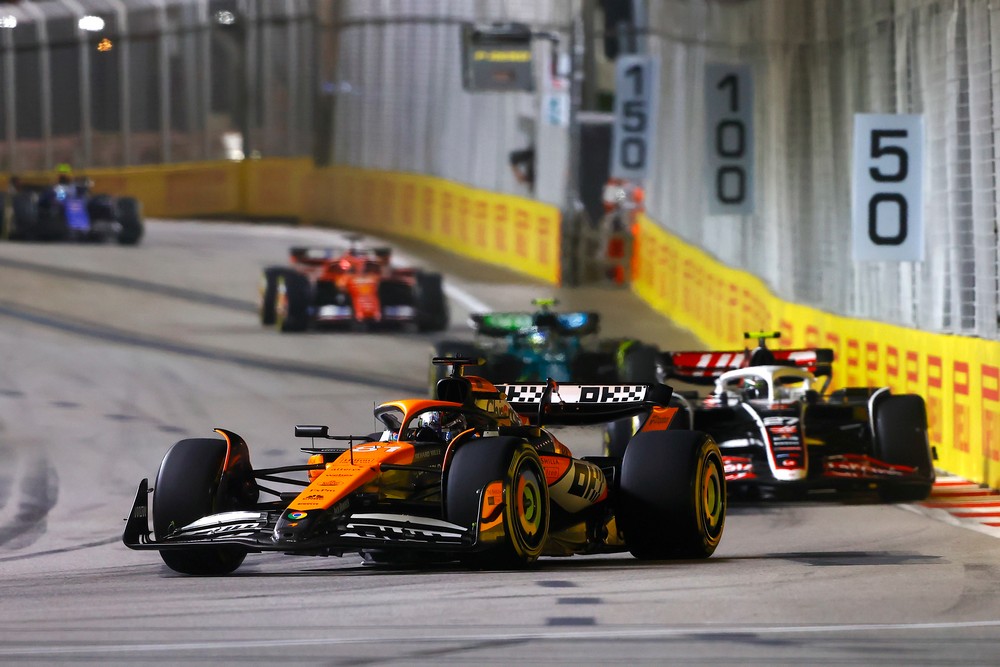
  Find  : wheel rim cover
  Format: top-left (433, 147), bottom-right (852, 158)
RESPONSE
top-left (702, 455), bottom-right (725, 537)
top-left (515, 466), bottom-right (543, 543)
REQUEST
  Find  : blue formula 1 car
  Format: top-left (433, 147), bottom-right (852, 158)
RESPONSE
top-left (1, 175), bottom-right (143, 245)
top-left (429, 298), bottom-right (659, 391)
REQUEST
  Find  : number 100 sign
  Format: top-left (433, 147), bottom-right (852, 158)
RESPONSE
top-left (852, 114), bottom-right (924, 262)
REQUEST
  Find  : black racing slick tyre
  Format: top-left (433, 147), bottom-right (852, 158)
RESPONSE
top-left (445, 437), bottom-right (549, 569)
top-left (152, 438), bottom-right (248, 575)
top-left (571, 351), bottom-right (615, 383)
top-left (874, 394), bottom-right (935, 502)
top-left (618, 341), bottom-right (660, 384)
top-left (618, 430), bottom-right (726, 559)
top-left (275, 271), bottom-right (311, 332)
top-left (258, 267), bottom-right (292, 326)
top-left (604, 416), bottom-right (639, 460)
top-left (485, 352), bottom-right (525, 384)
top-left (416, 273), bottom-right (448, 331)
top-left (115, 196), bottom-right (144, 245)
top-left (415, 272), bottom-right (449, 332)
top-left (11, 192), bottom-right (39, 240)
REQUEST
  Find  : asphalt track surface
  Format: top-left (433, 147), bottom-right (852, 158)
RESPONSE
top-left (0, 221), bottom-right (999, 665)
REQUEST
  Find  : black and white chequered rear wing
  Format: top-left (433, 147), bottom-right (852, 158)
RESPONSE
top-left (496, 382), bottom-right (673, 426)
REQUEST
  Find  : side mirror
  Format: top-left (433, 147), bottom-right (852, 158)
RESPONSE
top-left (295, 425), bottom-right (329, 439)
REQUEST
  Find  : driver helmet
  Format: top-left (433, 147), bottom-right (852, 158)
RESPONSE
top-left (440, 412), bottom-right (467, 441)
top-left (418, 411), bottom-right (466, 442)
top-left (743, 377), bottom-right (767, 400)
top-left (419, 411), bottom-right (441, 431)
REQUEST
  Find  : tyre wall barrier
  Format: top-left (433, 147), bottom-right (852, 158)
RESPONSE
top-left (632, 213), bottom-right (1000, 490)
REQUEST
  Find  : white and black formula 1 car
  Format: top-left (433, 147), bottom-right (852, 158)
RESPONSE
top-left (123, 359), bottom-right (725, 574)
top-left (605, 332), bottom-right (936, 502)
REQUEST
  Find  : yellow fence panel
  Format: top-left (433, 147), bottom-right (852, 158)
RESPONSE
top-left (634, 214), bottom-right (1000, 489)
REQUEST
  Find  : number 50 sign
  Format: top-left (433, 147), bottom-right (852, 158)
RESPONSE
top-left (852, 114), bottom-right (924, 261)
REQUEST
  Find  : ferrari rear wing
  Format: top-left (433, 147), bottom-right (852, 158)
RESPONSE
top-left (659, 348), bottom-right (834, 385)
top-left (497, 382), bottom-right (672, 426)
top-left (288, 245), bottom-right (391, 264)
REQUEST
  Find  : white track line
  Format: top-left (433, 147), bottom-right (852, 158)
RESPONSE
top-left (4, 619), bottom-right (1000, 656)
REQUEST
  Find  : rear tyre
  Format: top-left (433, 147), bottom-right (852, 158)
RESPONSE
top-left (874, 394), bottom-right (935, 502)
top-left (618, 430), bottom-right (725, 559)
top-left (152, 438), bottom-right (248, 575)
top-left (446, 437), bottom-right (549, 569)
top-left (415, 272), bottom-right (449, 332)
top-left (486, 352), bottom-right (525, 383)
top-left (571, 351), bottom-right (615, 383)
top-left (115, 196), bottom-right (144, 245)
top-left (604, 416), bottom-right (638, 459)
top-left (275, 271), bottom-right (311, 332)
top-left (619, 341), bottom-right (659, 383)
top-left (11, 192), bottom-right (39, 240)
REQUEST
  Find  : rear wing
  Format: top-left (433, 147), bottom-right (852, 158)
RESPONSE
top-left (497, 382), bottom-right (672, 426)
top-left (470, 311), bottom-right (600, 338)
top-left (660, 348), bottom-right (834, 385)
top-left (289, 245), bottom-right (391, 264)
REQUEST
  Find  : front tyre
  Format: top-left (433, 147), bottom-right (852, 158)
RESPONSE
top-left (618, 430), bottom-right (725, 559)
top-left (446, 437), bottom-right (549, 569)
top-left (115, 196), bottom-right (144, 245)
top-left (874, 394), bottom-right (935, 502)
top-left (258, 267), bottom-right (290, 326)
top-left (153, 438), bottom-right (248, 575)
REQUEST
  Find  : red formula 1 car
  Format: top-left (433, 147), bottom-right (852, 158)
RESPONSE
top-left (123, 360), bottom-right (725, 575)
top-left (605, 332), bottom-right (936, 501)
top-left (258, 238), bottom-right (448, 332)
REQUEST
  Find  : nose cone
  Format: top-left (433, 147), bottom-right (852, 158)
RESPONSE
top-left (272, 509), bottom-right (318, 545)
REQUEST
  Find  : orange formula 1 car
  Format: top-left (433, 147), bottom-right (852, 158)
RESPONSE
top-left (123, 360), bottom-right (725, 574)
top-left (258, 239), bottom-right (448, 332)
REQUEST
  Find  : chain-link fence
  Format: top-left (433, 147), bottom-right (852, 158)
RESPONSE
top-left (0, 0), bottom-right (314, 171)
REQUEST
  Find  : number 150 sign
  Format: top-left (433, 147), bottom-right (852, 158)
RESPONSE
top-left (611, 56), bottom-right (658, 181)
top-left (852, 114), bottom-right (924, 262)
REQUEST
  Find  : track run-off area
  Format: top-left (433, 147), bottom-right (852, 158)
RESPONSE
top-left (0, 221), bottom-right (998, 665)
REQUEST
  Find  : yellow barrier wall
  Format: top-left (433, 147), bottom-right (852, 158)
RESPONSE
top-left (299, 166), bottom-right (561, 284)
top-left (85, 162), bottom-right (243, 218)
top-left (633, 214), bottom-right (1000, 489)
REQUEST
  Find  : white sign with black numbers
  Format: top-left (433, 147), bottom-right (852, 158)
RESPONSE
top-left (705, 63), bottom-right (754, 215)
top-left (610, 55), bottom-right (659, 181)
top-left (852, 114), bottom-right (924, 261)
